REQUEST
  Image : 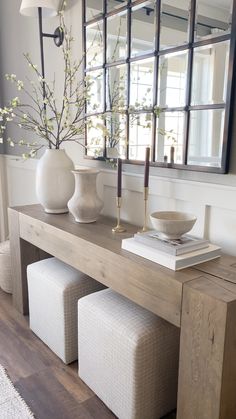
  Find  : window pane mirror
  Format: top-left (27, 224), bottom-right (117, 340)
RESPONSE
top-left (131, 1), bottom-right (156, 57)
top-left (106, 11), bottom-right (127, 63)
top-left (85, 0), bottom-right (103, 22)
top-left (195, 0), bottom-right (233, 41)
top-left (83, 0), bottom-right (236, 173)
top-left (160, 0), bottom-right (191, 50)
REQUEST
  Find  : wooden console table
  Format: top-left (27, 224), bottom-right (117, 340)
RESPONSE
top-left (8, 204), bottom-right (236, 419)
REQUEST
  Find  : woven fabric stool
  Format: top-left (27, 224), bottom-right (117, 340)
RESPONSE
top-left (78, 288), bottom-right (180, 419)
top-left (0, 241), bottom-right (12, 294)
top-left (27, 257), bottom-right (105, 364)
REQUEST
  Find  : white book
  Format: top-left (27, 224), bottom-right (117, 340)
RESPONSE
top-left (134, 231), bottom-right (209, 256)
top-left (122, 238), bottom-right (221, 271)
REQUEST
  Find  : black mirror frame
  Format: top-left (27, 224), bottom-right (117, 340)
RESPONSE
top-left (82, 0), bottom-right (236, 174)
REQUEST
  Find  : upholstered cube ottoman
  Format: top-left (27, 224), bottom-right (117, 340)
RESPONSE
top-left (0, 240), bottom-right (12, 294)
top-left (27, 257), bottom-right (105, 364)
top-left (78, 289), bottom-right (180, 419)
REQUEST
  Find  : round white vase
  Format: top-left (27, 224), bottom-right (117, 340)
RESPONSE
top-left (36, 149), bottom-right (75, 214)
top-left (68, 169), bottom-right (103, 223)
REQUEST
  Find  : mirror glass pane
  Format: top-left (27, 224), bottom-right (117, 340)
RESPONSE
top-left (86, 0), bottom-right (103, 21)
top-left (86, 70), bottom-right (104, 114)
top-left (86, 115), bottom-right (105, 158)
top-left (107, 12), bottom-right (127, 63)
top-left (129, 113), bottom-right (152, 160)
top-left (131, 1), bottom-right (156, 58)
top-left (107, 0), bottom-right (127, 13)
top-left (187, 109), bottom-right (225, 167)
top-left (160, 0), bottom-right (190, 50)
top-left (156, 111), bottom-right (185, 164)
top-left (106, 112), bottom-right (127, 159)
top-left (191, 41), bottom-right (229, 106)
top-left (130, 57), bottom-right (154, 110)
top-left (158, 51), bottom-right (188, 108)
top-left (195, 0), bottom-right (233, 41)
top-left (86, 22), bottom-right (103, 68)
top-left (106, 64), bottom-right (127, 111)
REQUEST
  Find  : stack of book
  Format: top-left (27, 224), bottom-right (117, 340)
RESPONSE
top-left (122, 231), bottom-right (221, 271)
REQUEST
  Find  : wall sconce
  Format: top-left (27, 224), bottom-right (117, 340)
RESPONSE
top-left (20, 0), bottom-right (64, 80)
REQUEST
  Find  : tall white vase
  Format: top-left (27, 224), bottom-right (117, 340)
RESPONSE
top-left (36, 149), bottom-right (75, 214)
top-left (68, 169), bottom-right (103, 223)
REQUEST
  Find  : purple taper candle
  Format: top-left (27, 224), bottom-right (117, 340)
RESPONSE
top-left (144, 147), bottom-right (150, 188)
top-left (117, 158), bottom-right (122, 197)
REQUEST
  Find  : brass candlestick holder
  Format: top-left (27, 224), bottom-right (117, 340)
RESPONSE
top-left (112, 197), bottom-right (126, 233)
top-left (139, 187), bottom-right (149, 233)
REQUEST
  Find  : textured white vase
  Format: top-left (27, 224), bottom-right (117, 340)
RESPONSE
top-left (68, 169), bottom-right (103, 223)
top-left (36, 149), bottom-right (75, 214)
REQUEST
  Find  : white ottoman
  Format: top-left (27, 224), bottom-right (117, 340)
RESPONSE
top-left (0, 241), bottom-right (12, 294)
top-left (27, 257), bottom-right (105, 364)
top-left (78, 289), bottom-right (180, 419)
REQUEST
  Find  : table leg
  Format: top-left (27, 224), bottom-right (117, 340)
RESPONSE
top-left (177, 276), bottom-right (236, 419)
top-left (8, 208), bottom-right (51, 314)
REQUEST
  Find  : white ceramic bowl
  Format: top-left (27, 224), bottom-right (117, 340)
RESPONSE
top-left (150, 211), bottom-right (197, 240)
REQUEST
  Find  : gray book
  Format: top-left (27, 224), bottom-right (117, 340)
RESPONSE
top-left (134, 231), bottom-right (209, 256)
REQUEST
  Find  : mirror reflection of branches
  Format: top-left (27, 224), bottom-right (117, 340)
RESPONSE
top-left (83, 0), bottom-right (235, 173)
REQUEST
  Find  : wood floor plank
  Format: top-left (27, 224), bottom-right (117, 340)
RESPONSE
top-left (0, 320), bottom-right (47, 381)
top-left (15, 369), bottom-right (98, 419)
top-left (52, 365), bottom-right (94, 403)
top-left (80, 396), bottom-right (117, 418)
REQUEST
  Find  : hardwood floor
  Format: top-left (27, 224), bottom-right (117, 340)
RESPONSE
top-left (0, 289), bottom-right (176, 419)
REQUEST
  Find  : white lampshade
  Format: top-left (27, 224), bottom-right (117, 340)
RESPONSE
top-left (20, 0), bottom-right (61, 18)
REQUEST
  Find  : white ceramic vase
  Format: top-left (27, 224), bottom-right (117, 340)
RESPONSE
top-left (68, 169), bottom-right (103, 223)
top-left (36, 149), bottom-right (75, 214)
top-left (106, 147), bottom-right (119, 159)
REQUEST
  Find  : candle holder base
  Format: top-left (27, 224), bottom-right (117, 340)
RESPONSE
top-left (112, 197), bottom-right (126, 233)
top-left (137, 226), bottom-right (149, 234)
top-left (138, 187), bottom-right (149, 234)
top-left (112, 224), bottom-right (126, 233)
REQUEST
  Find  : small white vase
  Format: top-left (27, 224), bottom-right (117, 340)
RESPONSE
top-left (36, 149), bottom-right (75, 214)
top-left (68, 169), bottom-right (103, 223)
top-left (106, 147), bottom-right (119, 159)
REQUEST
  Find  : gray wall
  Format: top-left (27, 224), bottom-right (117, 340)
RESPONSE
top-left (0, 0), bottom-right (65, 157)
top-left (1, 0), bottom-right (236, 186)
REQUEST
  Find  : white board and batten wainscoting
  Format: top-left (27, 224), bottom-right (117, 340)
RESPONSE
top-left (3, 154), bottom-right (236, 256)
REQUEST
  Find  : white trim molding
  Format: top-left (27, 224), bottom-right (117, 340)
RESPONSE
top-left (0, 155), bottom-right (9, 241)
top-left (98, 170), bottom-right (236, 256)
top-left (4, 155), bottom-right (38, 207)
top-left (4, 155), bottom-right (236, 256)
